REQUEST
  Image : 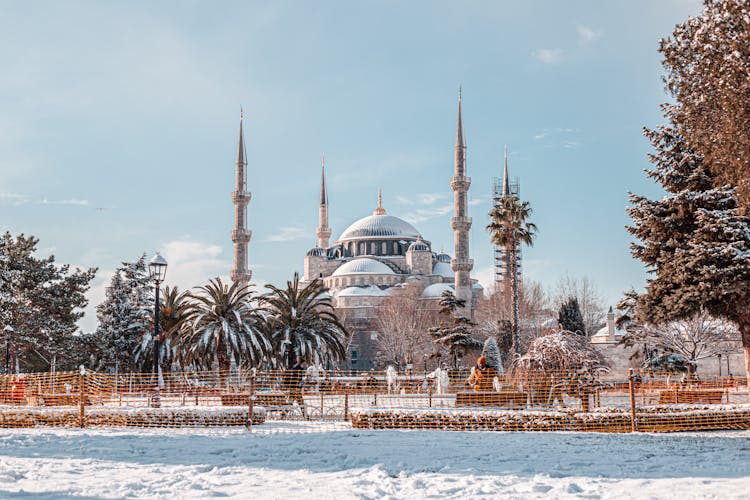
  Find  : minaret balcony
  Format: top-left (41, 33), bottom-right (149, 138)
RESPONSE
top-left (450, 176), bottom-right (471, 191)
top-left (451, 258), bottom-right (474, 272)
top-left (450, 216), bottom-right (473, 231)
top-left (231, 229), bottom-right (252, 242)
top-left (232, 191), bottom-right (252, 204)
top-left (230, 269), bottom-right (253, 282)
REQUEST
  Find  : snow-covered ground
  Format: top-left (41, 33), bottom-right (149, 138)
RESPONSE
top-left (0, 427), bottom-right (749, 499)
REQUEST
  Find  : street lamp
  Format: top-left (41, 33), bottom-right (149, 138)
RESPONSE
top-left (148, 253), bottom-right (168, 383)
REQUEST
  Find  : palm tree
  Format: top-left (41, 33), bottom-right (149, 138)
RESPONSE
top-left (487, 197), bottom-right (537, 356)
top-left (172, 278), bottom-right (270, 374)
top-left (135, 286), bottom-right (188, 373)
top-left (259, 272), bottom-right (348, 369)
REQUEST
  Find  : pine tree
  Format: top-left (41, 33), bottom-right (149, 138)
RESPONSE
top-left (627, 124), bottom-right (750, 381)
top-left (430, 293), bottom-right (482, 369)
top-left (0, 232), bottom-right (97, 372)
top-left (94, 255), bottom-right (153, 372)
top-left (557, 296), bottom-right (586, 335)
top-left (481, 337), bottom-right (502, 372)
top-left (659, 0), bottom-right (750, 211)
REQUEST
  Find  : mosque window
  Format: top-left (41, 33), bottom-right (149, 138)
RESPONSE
top-left (359, 242), bottom-right (365, 255)
top-left (382, 242), bottom-right (387, 254)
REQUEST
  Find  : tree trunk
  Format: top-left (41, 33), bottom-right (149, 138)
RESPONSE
top-left (741, 323), bottom-right (750, 402)
top-left (510, 239), bottom-right (520, 357)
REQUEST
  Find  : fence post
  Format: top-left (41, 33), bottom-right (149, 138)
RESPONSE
top-left (247, 369), bottom-right (255, 431)
top-left (78, 366), bottom-right (86, 429)
top-left (628, 368), bottom-right (638, 432)
top-left (344, 391), bottom-right (349, 420)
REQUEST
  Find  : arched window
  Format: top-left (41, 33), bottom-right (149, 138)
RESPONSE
top-left (382, 242), bottom-right (387, 254)
top-left (359, 242), bottom-right (365, 255)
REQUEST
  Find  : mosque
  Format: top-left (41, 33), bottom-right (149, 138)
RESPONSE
top-left (231, 92), bottom-right (491, 368)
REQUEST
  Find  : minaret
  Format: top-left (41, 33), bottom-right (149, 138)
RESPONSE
top-left (230, 108), bottom-right (252, 284)
top-left (316, 154), bottom-right (332, 248)
top-left (451, 88), bottom-right (473, 316)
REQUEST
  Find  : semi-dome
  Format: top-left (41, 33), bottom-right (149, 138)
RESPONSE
top-left (337, 214), bottom-right (421, 242)
top-left (306, 247), bottom-right (327, 257)
top-left (432, 261), bottom-right (454, 278)
top-left (331, 258), bottom-right (395, 276)
top-left (408, 239), bottom-right (430, 252)
top-left (421, 283), bottom-right (454, 299)
top-left (436, 252), bottom-right (451, 263)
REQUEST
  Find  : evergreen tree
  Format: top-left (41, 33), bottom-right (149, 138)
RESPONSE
top-left (481, 337), bottom-right (502, 372)
top-left (557, 296), bottom-right (586, 335)
top-left (93, 255), bottom-right (152, 372)
top-left (627, 124), bottom-right (750, 381)
top-left (659, 0), bottom-right (750, 211)
top-left (0, 232), bottom-right (97, 372)
top-left (430, 291), bottom-right (482, 368)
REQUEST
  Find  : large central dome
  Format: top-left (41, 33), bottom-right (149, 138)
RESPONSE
top-left (337, 214), bottom-right (420, 242)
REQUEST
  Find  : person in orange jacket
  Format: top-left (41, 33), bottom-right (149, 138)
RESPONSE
top-left (467, 356), bottom-right (498, 393)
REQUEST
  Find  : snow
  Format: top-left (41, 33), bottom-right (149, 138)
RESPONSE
top-left (0, 428), bottom-right (749, 498)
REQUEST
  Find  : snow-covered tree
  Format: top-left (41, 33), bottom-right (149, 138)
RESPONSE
top-left (0, 232), bottom-right (96, 372)
top-left (93, 255), bottom-right (152, 372)
top-left (620, 310), bottom-right (739, 374)
top-left (174, 278), bottom-right (270, 372)
top-left (512, 330), bottom-right (608, 411)
top-left (627, 123), bottom-right (750, 381)
top-left (260, 273), bottom-right (347, 369)
top-left (659, 0), bottom-right (750, 211)
top-left (557, 297), bottom-right (586, 335)
top-left (481, 337), bottom-right (502, 373)
top-left (430, 294), bottom-right (482, 369)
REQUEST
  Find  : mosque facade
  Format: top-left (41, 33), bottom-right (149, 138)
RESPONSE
top-left (301, 92), bottom-right (482, 369)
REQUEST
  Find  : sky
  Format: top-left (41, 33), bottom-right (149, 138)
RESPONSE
top-left (0, 0), bottom-right (704, 333)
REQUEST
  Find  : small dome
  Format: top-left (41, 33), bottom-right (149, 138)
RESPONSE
top-left (421, 283), bottom-right (454, 299)
top-left (331, 258), bottom-right (395, 276)
top-left (472, 282), bottom-right (484, 290)
top-left (591, 325), bottom-right (626, 343)
top-left (337, 285), bottom-right (388, 297)
top-left (306, 247), bottom-right (327, 257)
top-left (432, 261), bottom-right (454, 278)
top-left (436, 253), bottom-right (451, 263)
top-left (408, 239), bottom-right (430, 252)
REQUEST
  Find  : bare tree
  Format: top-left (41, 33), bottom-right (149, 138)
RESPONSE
top-left (374, 286), bottom-right (437, 369)
top-left (621, 310), bottom-right (740, 372)
top-left (474, 279), bottom-right (550, 362)
top-left (551, 275), bottom-right (606, 336)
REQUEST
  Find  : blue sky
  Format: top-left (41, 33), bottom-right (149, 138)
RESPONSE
top-left (0, 0), bottom-right (702, 332)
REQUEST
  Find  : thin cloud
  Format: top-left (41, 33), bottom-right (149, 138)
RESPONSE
top-left (0, 193), bottom-right (30, 206)
top-left (39, 198), bottom-right (90, 206)
top-left (396, 192), bottom-right (449, 206)
top-left (577, 25), bottom-right (601, 46)
top-left (265, 226), bottom-right (307, 242)
top-left (0, 193), bottom-right (91, 207)
top-left (532, 48), bottom-right (565, 64)
top-left (401, 203), bottom-right (453, 224)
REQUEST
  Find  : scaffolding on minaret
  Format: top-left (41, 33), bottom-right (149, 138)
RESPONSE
top-left (492, 145), bottom-right (520, 295)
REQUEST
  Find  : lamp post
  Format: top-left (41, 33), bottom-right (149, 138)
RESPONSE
top-left (423, 353), bottom-right (428, 374)
top-left (148, 253), bottom-right (168, 403)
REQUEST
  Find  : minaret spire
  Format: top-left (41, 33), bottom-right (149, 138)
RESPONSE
top-left (374, 187), bottom-right (386, 215)
top-left (502, 144), bottom-right (510, 196)
top-left (316, 153), bottom-right (332, 248)
top-left (230, 107), bottom-right (252, 284)
top-left (451, 88), bottom-right (473, 317)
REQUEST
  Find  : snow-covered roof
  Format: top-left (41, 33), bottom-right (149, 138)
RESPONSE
top-left (336, 285), bottom-right (389, 297)
top-left (432, 261), bottom-right (454, 278)
top-left (337, 214), bottom-right (421, 241)
top-left (331, 258), bottom-right (395, 276)
top-left (421, 283), bottom-right (454, 299)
